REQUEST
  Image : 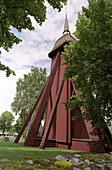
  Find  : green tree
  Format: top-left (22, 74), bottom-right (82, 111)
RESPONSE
top-left (14, 117), bottom-right (23, 134)
top-left (14, 116), bottom-right (27, 138)
top-left (11, 66), bottom-right (47, 122)
top-left (63, 0), bottom-right (112, 130)
top-left (0, 0), bottom-right (67, 76)
top-left (8, 125), bottom-right (15, 135)
top-left (0, 111), bottom-right (15, 135)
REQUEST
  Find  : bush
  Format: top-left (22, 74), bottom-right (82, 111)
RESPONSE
top-left (54, 160), bottom-right (73, 168)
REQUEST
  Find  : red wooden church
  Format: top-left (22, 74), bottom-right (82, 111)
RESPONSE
top-left (14, 15), bottom-right (112, 153)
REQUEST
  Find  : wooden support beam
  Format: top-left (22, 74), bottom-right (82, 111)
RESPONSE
top-left (14, 80), bottom-right (47, 143)
top-left (50, 91), bottom-right (53, 110)
top-left (24, 52), bottom-right (60, 146)
top-left (39, 78), bottom-right (65, 149)
top-left (40, 90), bottom-right (52, 136)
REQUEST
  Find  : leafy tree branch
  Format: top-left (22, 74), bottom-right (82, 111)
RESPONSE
top-left (63, 0), bottom-right (112, 130)
top-left (0, 0), bottom-right (67, 76)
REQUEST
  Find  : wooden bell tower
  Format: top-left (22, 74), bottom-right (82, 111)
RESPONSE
top-left (14, 15), bottom-right (112, 153)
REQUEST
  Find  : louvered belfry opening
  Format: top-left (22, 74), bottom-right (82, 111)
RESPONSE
top-left (14, 15), bottom-right (112, 153)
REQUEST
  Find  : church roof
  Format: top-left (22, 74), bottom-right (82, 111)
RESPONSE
top-left (48, 15), bottom-right (76, 58)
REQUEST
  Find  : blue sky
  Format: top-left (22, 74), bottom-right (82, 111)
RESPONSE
top-left (0, 0), bottom-right (88, 120)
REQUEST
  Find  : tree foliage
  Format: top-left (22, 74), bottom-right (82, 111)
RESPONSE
top-left (63, 0), bottom-right (112, 129)
top-left (0, 0), bottom-right (67, 76)
top-left (11, 66), bottom-right (47, 121)
top-left (0, 61), bottom-right (16, 77)
top-left (0, 111), bottom-right (15, 135)
top-left (14, 117), bottom-right (23, 134)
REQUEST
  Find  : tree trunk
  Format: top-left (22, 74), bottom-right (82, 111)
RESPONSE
top-left (3, 129), bottom-right (5, 136)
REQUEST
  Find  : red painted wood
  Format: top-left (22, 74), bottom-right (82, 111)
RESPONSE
top-left (56, 80), bottom-right (68, 142)
top-left (24, 52), bottom-right (60, 146)
top-left (71, 140), bottom-right (91, 152)
top-left (39, 79), bottom-right (65, 149)
top-left (44, 51), bottom-right (105, 152)
top-left (20, 44), bottom-right (109, 152)
top-left (45, 55), bottom-right (61, 139)
top-left (57, 143), bottom-right (70, 150)
top-left (67, 80), bottom-right (71, 143)
top-left (14, 81), bottom-right (47, 143)
top-left (71, 110), bottom-right (89, 139)
top-left (55, 56), bottom-right (68, 143)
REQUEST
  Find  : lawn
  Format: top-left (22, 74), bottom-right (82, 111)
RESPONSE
top-left (0, 139), bottom-right (81, 169)
top-left (0, 139), bottom-right (79, 160)
top-left (0, 139), bottom-right (112, 169)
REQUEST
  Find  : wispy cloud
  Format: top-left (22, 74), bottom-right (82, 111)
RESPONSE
top-left (0, 0), bottom-right (88, 116)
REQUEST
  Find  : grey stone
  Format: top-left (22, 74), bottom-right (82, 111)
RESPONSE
top-left (64, 155), bottom-right (73, 162)
top-left (37, 164), bottom-right (41, 166)
top-left (3, 137), bottom-right (9, 142)
top-left (70, 161), bottom-right (79, 166)
top-left (84, 159), bottom-right (90, 165)
top-left (78, 161), bottom-right (85, 166)
top-left (104, 153), bottom-right (108, 156)
top-left (26, 160), bottom-right (33, 165)
top-left (94, 158), bottom-right (105, 163)
top-left (84, 168), bottom-right (91, 170)
top-left (1, 159), bottom-right (9, 162)
top-left (73, 154), bottom-right (81, 158)
top-left (90, 162), bottom-right (94, 165)
top-left (69, 157), bottom-right (80, 166)
top-left (106, 163), bottom-right (112, 170)
top-left (88, 157), bottom-right (93, 160)
top-left (21, 160), bottom-right (33, 165)
top-left (53, 155), bottom-right (67, 161)
top-left (92, 163), bottom-right (105, 170)
top-left (73, 168), bottom-right (80, 170)
top-left (44, 159), bottom-right (50, 162)
top-left (72, 158), bottom-right (80, 163)
top-left (65, 155), bottom-right (73, 160)
top-left (68, 160), bottom-right (77, 166)
top-left (68, 159), bottom-right (73, 163)
top-left (69, 159), bottom-right (84, 166)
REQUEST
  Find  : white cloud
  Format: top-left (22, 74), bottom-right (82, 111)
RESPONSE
top-left (0, 0), bottom-right (88, 118)
top-left (0, 69), bottom-right (30, 122)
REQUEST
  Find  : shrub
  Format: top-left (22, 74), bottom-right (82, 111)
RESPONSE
top-left (54, 160), bottom-right (72, 168)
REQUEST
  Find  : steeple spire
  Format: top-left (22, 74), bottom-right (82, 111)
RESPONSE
top-left (63, 14), bottom-right (70, 34)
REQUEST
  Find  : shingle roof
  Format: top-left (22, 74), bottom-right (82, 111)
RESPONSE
top-left (48, 15), bottom-right (76, 58)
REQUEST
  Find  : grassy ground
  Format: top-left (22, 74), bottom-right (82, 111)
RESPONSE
top-left (0, 139), bottom-right (112, 169)
top-left (0, 139), bottom-right (80, 160)
top-left (0, 139), bottom-right (81, 169)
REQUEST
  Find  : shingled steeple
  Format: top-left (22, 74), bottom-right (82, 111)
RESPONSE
top-left (48, 14), bottom-right (75, 58)
top-left (63, 14), bottom-right (70, 34)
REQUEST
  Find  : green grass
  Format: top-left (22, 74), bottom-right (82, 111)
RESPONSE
top-left (0, 139), bottom-right (80, 160)
top-left (0, 139), bottom-right (112, 170)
